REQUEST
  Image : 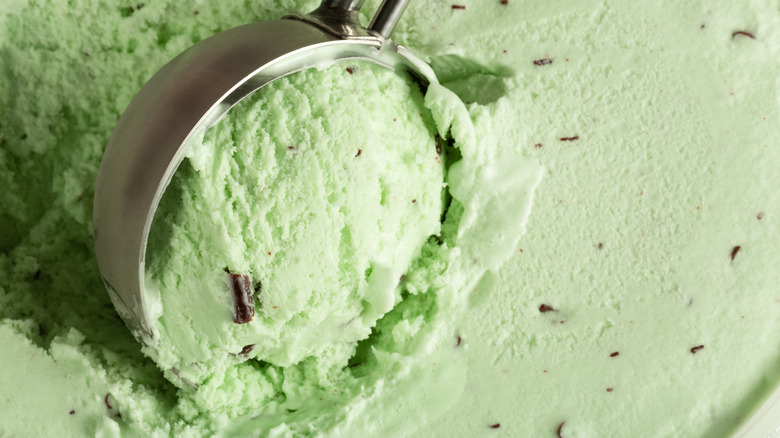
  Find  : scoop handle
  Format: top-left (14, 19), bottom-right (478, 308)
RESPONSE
top-left (317, 0), bottom-right (410, 39)
top-left (369, 0), bottom-right (411, 38)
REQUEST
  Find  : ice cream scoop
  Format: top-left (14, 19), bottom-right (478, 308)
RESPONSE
top-left (93, 0), bottom-right (437, 343)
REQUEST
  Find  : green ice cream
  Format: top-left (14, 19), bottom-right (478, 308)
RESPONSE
top-left (143, 61), bottom-right (446, 386)
top-left (1, 0), bottom-right (780, 437)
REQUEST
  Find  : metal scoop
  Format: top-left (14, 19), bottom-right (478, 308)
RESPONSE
top-left (93, 0), bottom-right (437, 342)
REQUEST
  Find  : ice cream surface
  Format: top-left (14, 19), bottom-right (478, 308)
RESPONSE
top-left (143, 61), bottom-right (446, 385)
top-left (1, 0), bottom-right (780, 437)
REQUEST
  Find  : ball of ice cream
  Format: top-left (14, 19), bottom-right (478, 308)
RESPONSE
top-left (144, 61), bottom-right (444, 385)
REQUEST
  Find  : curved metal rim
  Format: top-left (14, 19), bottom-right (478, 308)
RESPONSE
top-left (94, 18), bottom-right (437, 343)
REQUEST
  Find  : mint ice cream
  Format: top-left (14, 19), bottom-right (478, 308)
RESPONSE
top-left (143, 61), bottom-right (447, 386)
top-left (1, 0), bottom-right (779, 437)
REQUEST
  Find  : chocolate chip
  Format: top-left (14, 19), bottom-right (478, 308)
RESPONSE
top-left (730, 245), bottom-right (741, 261)
top-left (456, 336), bottom-right (462, 347)
top-left (228, 273), bottom-right (255, 324)
top-left (757, 212), bottom-right (764, 220)
top-left (355, 149), bottom-right (362, 157)
top-left (560, 136), bottom-right (579, 142)
top-left (609, 351), bottom-right (619, 357)
top-left (452, 4), bottom-right (466, 9)
top-left (69, 410), bottom-right (75, 415)
top-left (557, 422), bottom-right (565, 438)
top-left (120, 3), bottom-right (145, 16)
top-left (346, 67), bottom-right (355, 74)
top-left (690, 345), bottom-right (704, 354)
top-left (488, 423), bottom-right (501, 429)
top-left (539, 304), bottom-right (556, 313)
top-left (239, 344), bottom-right (255, 356)
top-left (606, 388), bottom-right (613, 392)
top-left (533, 58), bottom-right (553, 66)
top-left (731, 31), bottom-right (756, 39)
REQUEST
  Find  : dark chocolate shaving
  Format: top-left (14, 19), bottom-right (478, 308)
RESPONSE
top-left (69, 410), bottom-right (75, 415)
top-left (757, 212), bottom-right (764, 220)
top-left (690, 345), bottom-right (704, 354)
top-left (239, 344), bottom-right (255, 356)
top-left (731, 31), bottom-right (756, 39)
top-left (452, 4), bottom-right (466, 9)
top-left (120, 3), bottom-right (145, 16)
top-left (500, 0), bottom-right (508, 4)
top-left (346, 67), bottom-right (355, 74)
top-left (456, 336), bottom-right (462, 347)
top-left (170, 368), bottom-right (199, 389)
top-left (560, 136), bottom-right (579, 142)
top-left (730, 245), bottom-right (741, 261)
top-left (533, 58), bottom-right (553, 66)
top-left (606, 388), bottom-right (613, 392)
top-left (534, 143), bottom-right (543, 148)
top-left (609, 351), bottom-right (619, 357)
top-left (355, 149), bottom-right (362, 157)
top-left (104, 393), bottom-right (113, 410)
top-left (557, 421), bottom-right (565, 438)
top-left (229, 273), bottom-right (255, 324)
top-left (489, 423), bottom-right (501, 429)
top-left (539, 304), bottom-right (556, 313)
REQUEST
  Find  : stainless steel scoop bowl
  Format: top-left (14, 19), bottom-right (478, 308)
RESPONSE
top-left (93, 0), bottom-right (437, 342)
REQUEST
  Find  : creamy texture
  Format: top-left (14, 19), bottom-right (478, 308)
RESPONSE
top-left (144, 62), bottom-right (445, 386)
top-left (1, 0), bottom-right (779, 437)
